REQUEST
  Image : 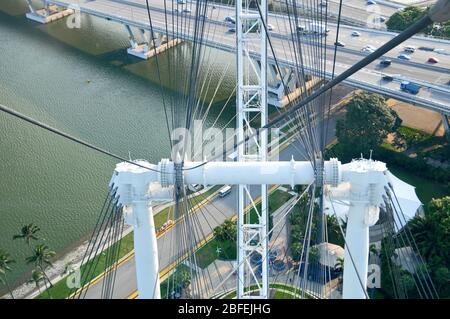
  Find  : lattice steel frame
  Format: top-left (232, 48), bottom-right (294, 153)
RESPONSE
top-left (236, 0), bottom-right (269, 299)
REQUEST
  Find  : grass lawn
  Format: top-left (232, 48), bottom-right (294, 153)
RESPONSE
top-left (195, 237), bottom-right (236, 269)
top-left (160, 264), bottom-right (191, 299)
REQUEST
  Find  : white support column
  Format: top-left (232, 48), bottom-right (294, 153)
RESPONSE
top-left (342, 202), bottom-right (370, 299)
top-left (129, 201), bottom-right (161, 299)
top-left (236, 0), bottom-right (269, 299)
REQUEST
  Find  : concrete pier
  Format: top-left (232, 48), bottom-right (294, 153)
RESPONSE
top-left (125, 26), bottom-right (182, 60)
top-left (26, 4), bottom-right (74, 24)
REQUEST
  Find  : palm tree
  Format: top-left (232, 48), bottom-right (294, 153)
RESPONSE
top-left (13, 224), bottom-right (40, 247)
top-left (26, 244), bottom-right (55, 289)
top-left (0, 249), bottom-right (16, 299)
top-left (369, 244), bottom-right (379, 257)
top-left (28, 268), bottom-right (45, 295)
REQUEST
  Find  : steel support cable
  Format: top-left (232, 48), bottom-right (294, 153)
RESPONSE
top-left (386, 202), bottom-right (430, 299)
top-left (209, 183), bottom-right (314, 297)
top-left (323, 0), bottom-right (343, 152)
top-left (378, 217), bottom-right (402, 298)
top-left (382, 204), bottom-right (412, 298)
top-left (101, 206), bottom-right (124, 299)
top-left (144, 0), bottom-right (173, 149)
top-left (78, 199), bottom-right (119, 299)
top-left (254, 0), bottom-right (316, 162)
top-left (186, 194), bottom-right (235, 297)
top-left (71, 194), bottom-right (116, 299)
top-left (66, 193), bottom-right (113, 298)
top-left (388, 185), bottom-right (439, 298)
top-left (386, 194), bottom-right (437, 298)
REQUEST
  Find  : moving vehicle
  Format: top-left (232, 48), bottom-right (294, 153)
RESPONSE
top-left (361, 47), bottom-right (375, 54)
top-left (225, 16), bottom-right (236, 24)
top-left (404, 46), bottom-right (416, 53)
top-left (400, 81), bottom-right (421, 95)
top-left (182, 8), bottom-right (191, 14)
top-left (398, 53), bottom-right (411, 60)
top-left (351, 31), bottom-right (361, 37)
top-left (309, 22), bottom-right (330, 35)
top-left (367, 0), bottom-right (377, 4)
top-left (382, 75), bottom-right (394, 82)
top-left (428, 57), bottom-right (439, 63)
top-left (228, 27), bottom-right (236, 33)
top-left (380, 59), bottom-right (392, 67)
top-left (267, 23), bottom-right (275, 31)
top-left (334, 41), bottom-right (345, 47)
top-left (297, 24), bottom-right (306, 33)
top-left (219, 185), bottom-right (232, 198)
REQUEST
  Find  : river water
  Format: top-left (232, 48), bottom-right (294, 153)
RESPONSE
top-left (0, 0), bottom-right (236, 289)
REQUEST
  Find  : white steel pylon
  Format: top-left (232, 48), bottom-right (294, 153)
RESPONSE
top-left (236, 0), bottom-right (269, 299)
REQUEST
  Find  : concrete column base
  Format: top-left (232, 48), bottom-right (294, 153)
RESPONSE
top-left (127, 39), bottom-right (182, 60)
top-left (26, 5), bottom-right (74, 24)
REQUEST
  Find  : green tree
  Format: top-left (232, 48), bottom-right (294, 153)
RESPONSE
top-left (308, 246), bottom-right (320, 265)
top-left (335, 92), bottom-right (397, 160)
top-left (386, 6), bottom-right (427, 32)
top-left (13, 224), bottom-right (41, 247)
top-left (0, 250), bottom-right (15, 299)
top-left (28, 268), bottom-right (45, 295)
top-left (26, 244), bottom-right (56, 290)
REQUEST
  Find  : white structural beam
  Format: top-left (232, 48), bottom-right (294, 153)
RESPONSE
top-left (236, 0), bottom-right (269, 299)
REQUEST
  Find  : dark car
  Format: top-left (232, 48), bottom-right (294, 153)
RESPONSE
top-left (382, 75), bottom-right (394, 82)
top-left (380, 59), bottom-right (392, 67)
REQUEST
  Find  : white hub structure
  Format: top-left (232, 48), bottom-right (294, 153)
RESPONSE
top-left (109, 157), bottom-right (415, 299)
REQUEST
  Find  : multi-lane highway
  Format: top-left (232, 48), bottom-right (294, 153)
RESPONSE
top-left (43, 0), bottom-right (450, 114)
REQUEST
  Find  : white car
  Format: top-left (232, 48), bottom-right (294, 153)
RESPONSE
top-left (267, 23), bottom-right (275, 31)
top-left (404, 46), bottom-right (416, 53)
top-left (361, 47), bottom-right (375, 54)
top-left (351, 31), bottom-right (361, 37)
top-left (364, 44), bottom-right (377, 51)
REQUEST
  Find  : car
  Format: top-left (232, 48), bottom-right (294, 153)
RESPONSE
top-left (219, 185), bottom-right (232, 197)
top-left (364, 44), bottom-right (377, 50)
top-left (382, 75), bottom-right (394, 82)
top-left (177, 0), bottom-right (186, 3)
top-left (334, 41), bottom-right (345, 47)
top-left (228, 27), bottom-right (236, 33)
top-left (320, 1), bottom-right (327, 6)
top-left (296, 25), bottom-right (306, 33)
top-left (428, 57), bottom-right (439, 63)
top-left (398, 53), bottom-right (411, 60)
top-left (267, 23), bottom-right (275, 31)
top-left (199, 14), bottom-right (208, 20)
top-left (351, 31), bottom-right (361, 37)
top-left (419, 46), bottom-right (435, 52)
top-left (361, 47), bottom-right (375, 54)
top-left (367, 0), bottom-right (377, 4)
top-left (404, 46), bottom-right (416, 53)
top-left (225, 16), bottom-right (235, 24)
top-left (378, 16), bottom-right (386, 22)
top-left (182, 8), bottom-right (191, 13)
top-left (380, 59), bottom-right (392, 67)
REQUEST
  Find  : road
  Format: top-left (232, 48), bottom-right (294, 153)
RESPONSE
top-left (44, 0), bottom-right (450, 114)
